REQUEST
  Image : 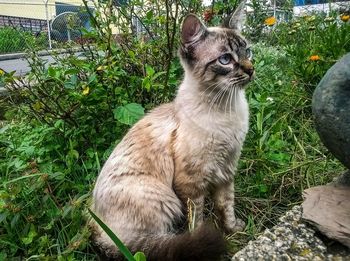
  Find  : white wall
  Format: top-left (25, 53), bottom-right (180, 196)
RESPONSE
top-left (293, 1), bottom-right (350, 15)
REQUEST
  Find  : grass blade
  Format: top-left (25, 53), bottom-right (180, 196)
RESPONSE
top-left (88, 208), bottom-right (136, 261)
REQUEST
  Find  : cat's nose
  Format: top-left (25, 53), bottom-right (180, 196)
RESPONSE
top-left (240, 59), bottom-right (254, 77)
top-left (244, 67), bottom-right (254, 77)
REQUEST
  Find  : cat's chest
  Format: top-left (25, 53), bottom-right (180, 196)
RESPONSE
top-left (191, 112), bottom-right (248, 148)
top-left (176, 116), bottom-right (248, 184)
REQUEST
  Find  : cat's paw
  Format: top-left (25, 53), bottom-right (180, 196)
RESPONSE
top-left (224, 218), bottom-right (245, 234)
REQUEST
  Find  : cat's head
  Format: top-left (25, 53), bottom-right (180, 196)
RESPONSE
top-left (179, 1), bottom-right (254, 91)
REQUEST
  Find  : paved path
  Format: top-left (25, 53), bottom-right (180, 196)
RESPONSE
top-left (0, 55), bottom-right (55, 76)
top-left (0, 51), bottom-right (84, 94)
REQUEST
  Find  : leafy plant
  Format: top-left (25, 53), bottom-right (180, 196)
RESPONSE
top-left (0, 0), bottom-right (200, 259)
top-left (229, 43), bottom-right (344, 253)
top-left (264, 11), bottom-right (350, 91)
top-left (0, 27), bottom-right (47, 54)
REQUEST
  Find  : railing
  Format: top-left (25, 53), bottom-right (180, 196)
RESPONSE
top-left (0, 1), bottom-right (93, 54)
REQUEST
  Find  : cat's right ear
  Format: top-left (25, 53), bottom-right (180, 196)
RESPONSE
top-left (227, 0), bottom-right (247, 31)
top-left (181, 14), bottom-right (206, 45)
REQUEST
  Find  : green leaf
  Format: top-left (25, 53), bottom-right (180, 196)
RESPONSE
top-left (0, 125), bottom-right (9, 134)
top-left (0, 213), bottom-right (8, 223)
top-left (113, 103), bottom-right (144, 126)
top-left (134, 252), bottom-right (147, 261)
top-left (88, 73), bottom-right (97, 84)
top-left (47, 66), bottom-right (60, 78)
top-left (88, 209), bottom-right (136, 261)
top-left (146, 10), bottom-right (153, 20)
top-left (258, 184), bottom-right (268, 194)
top-left (21, 224), bottom-right (37, 245)
top-left (151, 71), bottom-right (166, 81)
top-left (142, 78), bottom-right (151, 91)
top-left (128, 50), bottom-right (135, 59)
top-left (3, 173), bottom-right (44, 186)
top-left (145, 65), bottom-right (155, 76)
top-left (65, 68), bottom-right (80, 75)
top-left (68, 149), bottom-right (79, 160)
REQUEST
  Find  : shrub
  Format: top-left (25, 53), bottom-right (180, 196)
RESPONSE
top-left (0, 27), bottom-right (47, 54)
top-left (0, 0), bottom-right (198, 258)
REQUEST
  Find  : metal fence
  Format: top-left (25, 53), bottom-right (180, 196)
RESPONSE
top-left (0, 0), bottom-right (93, 54)
top-left (293, 0), bottom-right (350, 15)
top-left (0, 0), bottom-right (349, 55)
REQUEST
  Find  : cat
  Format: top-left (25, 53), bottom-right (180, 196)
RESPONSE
top-left (90, 2), bottom-right (254, 260)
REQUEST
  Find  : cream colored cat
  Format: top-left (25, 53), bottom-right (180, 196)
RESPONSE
top-left (91, 2), bottom-right (254, 260)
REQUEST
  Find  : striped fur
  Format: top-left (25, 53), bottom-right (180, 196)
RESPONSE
top-left (91, 5), bottom-right (254, 260)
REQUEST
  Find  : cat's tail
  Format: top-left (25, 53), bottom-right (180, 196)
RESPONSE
top-left (95, 223), bottom-right (226, 261)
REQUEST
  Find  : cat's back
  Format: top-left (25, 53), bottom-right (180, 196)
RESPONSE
top-left (95, 102), bottom-right (177, 185)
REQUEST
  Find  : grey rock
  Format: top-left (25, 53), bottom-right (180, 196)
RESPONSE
top-left (232, 206), bottom-right (350, 260)
top-left (312, 52), bottom-right (350, 171)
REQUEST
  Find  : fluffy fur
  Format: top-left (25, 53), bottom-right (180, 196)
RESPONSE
top-left (91, 2), bottom-right (254, 260)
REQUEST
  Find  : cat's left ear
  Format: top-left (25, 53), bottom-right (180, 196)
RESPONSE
top-left (181, 14), bottom-right (207, 45)
top-left (226, 0), bottom-right (247, 31)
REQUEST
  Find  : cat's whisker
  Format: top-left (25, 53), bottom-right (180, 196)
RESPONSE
top-left (234, 87), bottom-right (237, 113)
top-left (208, 87), bottom-right (221, 115)
top-left (225, 84), bottom-right (232, 115)
top-left (209, 86), bottom-right (226, 115)
top-left (200, 80), bottom-right (224, 97)
top-left (211, 85), bottom-right (225, 114)
top-left (229, 86), bottom-right (234, 118)
top-left (200, 82), bottom-right (220, 97)
top-left (218, 91), bottom-right (226, 112)
top-left (209, 80), bottom-right (229, 114)
top-left (202, 82), bottom-right (225, 111)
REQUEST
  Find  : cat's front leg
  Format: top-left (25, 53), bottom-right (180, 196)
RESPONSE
top-left (187, 194), bottom-right (205, 227)
top-left (214, 183), bottom-right (245, 233)
top-left (174, 183), bottom-right (205, 227)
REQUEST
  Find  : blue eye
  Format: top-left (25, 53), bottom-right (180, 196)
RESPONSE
top-left (218, 54), bottom-right (232, 65)
top-left (246, 48), bottom-right (253, 60)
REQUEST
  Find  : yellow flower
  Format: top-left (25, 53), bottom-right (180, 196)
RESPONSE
top-left (305, 15), bottom-right (316, 22)
top-left (292, 22), bottom-right (301, 29)
top-left (340, 14), bottom-right (350, 22)
top-left (0, 69), bottom-right (4, 76)
top-left (96, 65), bottom-right (107, 71)
top-left (82, 86), bottom-right (90, 95)
top-left (309, 55), bottom-right (320, 61)
top-left (324, 17), bottom-right (334, 22)
top-left (264, 16), bottom-right (276, 26)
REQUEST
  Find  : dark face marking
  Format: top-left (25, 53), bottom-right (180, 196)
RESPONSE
top-left (179, 19), bottom-right (254, 99)
top-left (211, 64), bottom-right (232, 76)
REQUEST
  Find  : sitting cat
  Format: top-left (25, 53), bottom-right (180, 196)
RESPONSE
top-left (91, 2), bottom-right (254, 260)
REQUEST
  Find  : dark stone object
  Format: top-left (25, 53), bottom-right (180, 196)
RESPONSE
top-left (312, 53), bottom-right (350, 172)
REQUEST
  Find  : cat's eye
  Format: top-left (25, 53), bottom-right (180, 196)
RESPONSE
top-left (246, 48), bottom-right (253, 60)
top-left (218, 54), bottom-right (232, 65)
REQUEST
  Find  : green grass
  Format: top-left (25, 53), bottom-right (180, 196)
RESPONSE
top-left (228, 43), bottom-right (344, 254)
top-left (0, 43), bottom-right (345, 260)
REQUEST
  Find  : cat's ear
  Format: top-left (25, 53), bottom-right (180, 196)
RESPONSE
top-left (181, 14), bottom-right (206, 44)
top-left (226, 0), bottom-right (247, 31)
